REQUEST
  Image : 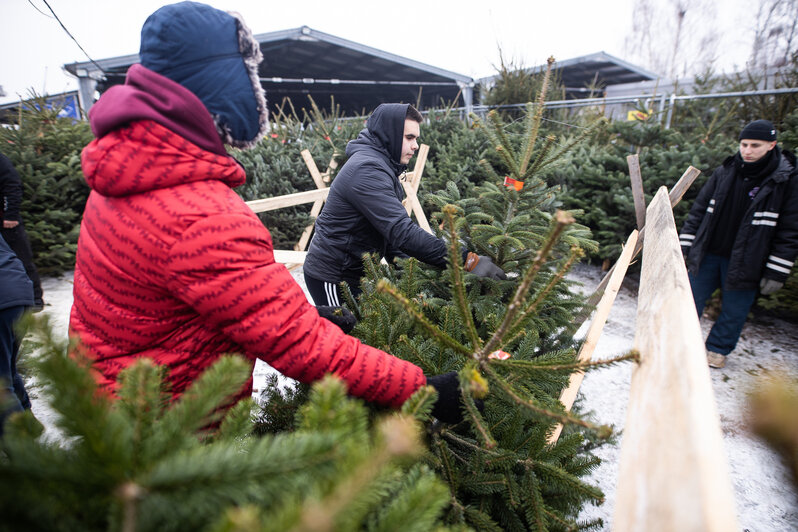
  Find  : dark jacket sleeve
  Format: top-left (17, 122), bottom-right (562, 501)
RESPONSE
top-left (351, 162), bottom-right (448, 268)
top-left (679, 169), bottom-right (718, 256)
top-left (763, 173), bottom-right (798, 282)
top-left (0, 153), bottom-right (23, 221)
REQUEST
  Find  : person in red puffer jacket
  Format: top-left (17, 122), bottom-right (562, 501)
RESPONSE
top-left (70, 1), bottom-right (465, 422)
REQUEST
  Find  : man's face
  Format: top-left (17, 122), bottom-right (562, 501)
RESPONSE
top-left (739, 139), bottom-right (777, 163)
top-left (400, 119), bottom-right (420, 164)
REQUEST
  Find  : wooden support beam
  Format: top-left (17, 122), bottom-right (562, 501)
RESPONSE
top-left (245, 188), bottom-right (329, 213)
top-left (613, 186), bottom-right (738, 531)
top-left (401, 144), bottom-right (433, 234)
top-left (295, 150), bottom-right (331, 253)
top-left (547, 229), bottom-right (638, 445)
top-left (627, 154), bottom-right (646, 231)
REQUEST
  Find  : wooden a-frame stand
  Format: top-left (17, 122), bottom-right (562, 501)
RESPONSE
top-left (244, 144), bottom-right (432, 269)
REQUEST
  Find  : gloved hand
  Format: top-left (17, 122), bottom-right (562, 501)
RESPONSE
top-left (464, 252), bottom-right (507, 280)
top-left (759, 278), bottom-right (784, 295)
top-left (426, 371), bottom-right (484, 424)
top-left (316, 305), bottom-right (357, 334)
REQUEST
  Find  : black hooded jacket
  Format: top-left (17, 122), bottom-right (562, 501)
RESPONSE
top-left (0, 152), bottom-right (23, 222)
top-left (303, 104), bottom-right (448, 284)
top-left (679, 148), bottom-right (798, 289)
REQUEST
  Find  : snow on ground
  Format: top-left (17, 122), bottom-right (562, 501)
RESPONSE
top-left (570, 263), bottom-right (798, 531)
top-left (30, 264), bottom-right (798, 530)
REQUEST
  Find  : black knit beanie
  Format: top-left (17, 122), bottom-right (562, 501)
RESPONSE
top-left (739, 120), bottom-right (777, 141)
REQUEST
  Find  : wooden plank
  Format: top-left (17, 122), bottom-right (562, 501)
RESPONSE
top-left (295, 149), bottom-right (330, 252)
top-left (245, 188), bottom-right (329, 213)
top-left (574, 166), bottom-right (701, 329)
top-left (401, 144), bottom-right (433, 234)
top-left (402, 181), bottom-right (433, 234)
top-left (547, 229), bottom-right (638, 445)
top-left (409, 144), bottom-right (429, 190)
top-left (613, 187), bottom-right (738, 532)
top-left (627, 154), bottom-right (646, 230)
top-left (301, 149), bottom-right (327, 189)
top-left (273, 250), bottom-right (308, 264)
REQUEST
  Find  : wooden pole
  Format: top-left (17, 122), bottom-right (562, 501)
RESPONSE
top-left (547, 230), bottom-right (638, 445)
top-left (401, 144), bottom-right (433, 234)
top-left (627, 154), bottom-right (646, 230)
top-left (613, 187), bottom-right (738, 531)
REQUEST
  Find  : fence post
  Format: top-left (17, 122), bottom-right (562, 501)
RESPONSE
top-left (613, 186), bottom-right (738, 531)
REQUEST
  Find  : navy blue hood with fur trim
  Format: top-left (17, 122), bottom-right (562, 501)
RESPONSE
top-left (139, 1), bottom-right (268, 149)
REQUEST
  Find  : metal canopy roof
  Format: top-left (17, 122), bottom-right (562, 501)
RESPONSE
top-left (64, 26), bottom-right (474, 116)
top-left (477, 51), bottom-right (662, 99)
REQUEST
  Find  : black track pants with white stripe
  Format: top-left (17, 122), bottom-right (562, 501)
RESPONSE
top-left (303, 272), bottom-right (361, 307)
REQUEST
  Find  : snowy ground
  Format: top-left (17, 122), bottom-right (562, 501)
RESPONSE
top-left (29, 264), bottom-right (798, 531)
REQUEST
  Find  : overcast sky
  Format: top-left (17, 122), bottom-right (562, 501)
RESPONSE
top-left (2, 0), bottom-right (752, 105)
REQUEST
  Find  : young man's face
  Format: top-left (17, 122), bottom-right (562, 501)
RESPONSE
top-left (739, 139), bottom-right (777, 163)
top-left (400, 119), bottom-right (420, 164)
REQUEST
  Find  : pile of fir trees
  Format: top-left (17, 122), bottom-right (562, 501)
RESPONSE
top-left (0, 93), bottom-right (93, 275)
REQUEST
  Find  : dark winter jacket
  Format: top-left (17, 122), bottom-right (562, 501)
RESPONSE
top-left (679, 149), bottom-right (798, 289)
top-left (0, 237), bottom-right (33, 311)
top-left (303, 104), bottom-right (448, 285)
top-left (0, 152), bottom-right (23, 222)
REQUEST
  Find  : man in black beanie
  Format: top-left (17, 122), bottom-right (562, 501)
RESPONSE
top-left (679, 119), bottom-right (797, 368)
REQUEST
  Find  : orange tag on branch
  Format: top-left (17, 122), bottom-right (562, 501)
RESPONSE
top-left (503, 176), bottom-right (524, 191)
top-left (488, 350), bottom-right (511, 360)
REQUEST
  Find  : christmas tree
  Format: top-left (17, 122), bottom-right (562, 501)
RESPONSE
top-left (0, 316), bottom-right (454, 532)
top-left (330, 63), bottom-right (634, 530)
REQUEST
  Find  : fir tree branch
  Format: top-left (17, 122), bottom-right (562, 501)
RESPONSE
top-left (442, 205), bottom-right (482, 351)
top-left (481, 110), bottom-right (522, 180)
top-left (523, 470), bottom-right (547, 531)
top-left (291, 416), bottom-right (422, 532)
top-left (520, 57), bottom-right (555, 177)
top-left (432, 434), bottom-right (461, 498)
top-left (537, 117), bottom-right (607, 174)
top-left (460, 369), bottom-right (496, 449)
top-left (525, 134), bottom-right (557, 180)
top-left (375, 280), bottom-right (472, 357)
top-left (490, 350), bottom-right (639, 373)
top-left (481, 364), bottom-right (606, 435)
top-left (479, 211), bottom-right (574, 359)
top-left (339, 281), bottom-right (361, 321)
top-left (542, 507), bottom-right (579, 532)
top-left (524, 459), bottom-right (605, 504)
top-left (397, 335), bottom-right (431, 368)
top-left (478, 158), bottom-right (502, 183)
top-left (505, 246), bottom-right (583, 343)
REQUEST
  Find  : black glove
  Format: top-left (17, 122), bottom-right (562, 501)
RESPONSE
top-left (426, 371), bottom-right (484, 424)
top-left (464, 252), bottom-right (507, 280)
top-left (316, 305), bottom-right (357, 334)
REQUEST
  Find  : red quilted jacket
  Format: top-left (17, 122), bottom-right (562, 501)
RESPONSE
top-left (70, 119), bottom-right (425, 407)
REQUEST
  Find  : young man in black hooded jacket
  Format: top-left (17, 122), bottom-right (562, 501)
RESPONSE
top-left (679, 119), bottom-right (798, 369)
top-left (303, 103), bottom-right (505, 306)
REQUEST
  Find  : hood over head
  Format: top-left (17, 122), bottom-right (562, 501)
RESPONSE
top-left (365, 103), bottom-right (410, 164)
top-left (139, 1), bottom-right (268, 149)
